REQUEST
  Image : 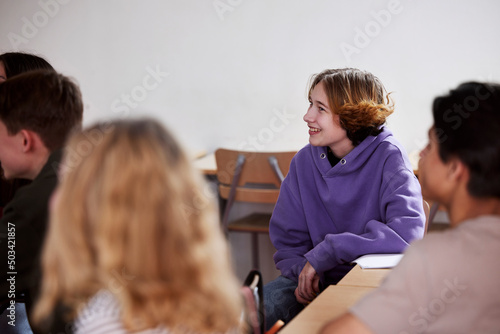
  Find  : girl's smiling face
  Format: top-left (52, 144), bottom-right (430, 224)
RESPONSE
top-left (303, 81), bottom-right (353, 158)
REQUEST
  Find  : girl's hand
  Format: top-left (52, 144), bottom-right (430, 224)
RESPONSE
top-left (295, 261), bottom-right (320, 304)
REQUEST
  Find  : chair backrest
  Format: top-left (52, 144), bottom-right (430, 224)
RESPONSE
top-left (215, 149), bottom-right (296, 203)
top-left (215, 149), bottom-right (296, 230)
top-left (423, 199), bottom-right (443, 235)
top-left (423, 199), bottom-right (430, 235)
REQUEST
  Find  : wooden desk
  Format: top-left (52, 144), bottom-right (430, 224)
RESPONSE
top-left (337, 265), bottom-right (390, 288)
top-left (280, 285), bottom-right (374, 334)
top-left (189, 149), bottom-right (207, 160)
top-left (280, 265), bottom-right (390, 333)
top-left (193, 153), bottom-right (216, 175)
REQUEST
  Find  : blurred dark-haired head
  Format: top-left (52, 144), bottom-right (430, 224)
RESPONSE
top-left (0, 52), bottom-right (54, 81)
top-left (0, 69), bottom-right (82, 151)
top-left (432, 82), bottom-right (500, 198)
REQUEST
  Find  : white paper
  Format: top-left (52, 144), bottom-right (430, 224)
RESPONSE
top-left (352, 253), bottom-right (403, 269)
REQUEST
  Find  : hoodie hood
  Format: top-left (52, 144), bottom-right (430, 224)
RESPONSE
top-left (310, 127), bottom-right (393, 177)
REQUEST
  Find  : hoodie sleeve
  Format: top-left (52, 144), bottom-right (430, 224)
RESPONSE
top-left (305, 164), bottom-right (425, 276)
top-left (269, 160), bottom-right (312, 282)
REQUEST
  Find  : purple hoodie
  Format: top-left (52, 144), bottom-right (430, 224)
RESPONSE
top-left (270, 128), bottom-right (425, 283)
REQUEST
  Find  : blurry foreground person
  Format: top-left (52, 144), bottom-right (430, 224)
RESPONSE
top-left (33, 119), bottom-right (243, 334)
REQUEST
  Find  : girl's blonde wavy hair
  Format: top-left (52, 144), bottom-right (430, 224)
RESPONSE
top-left (308, 68), bottom-right (394, 145)
top-left (33, 119), bottom-right (242, 333)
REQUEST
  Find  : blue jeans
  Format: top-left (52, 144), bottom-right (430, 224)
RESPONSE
top-left (263, 275), bottom-right (304, 331)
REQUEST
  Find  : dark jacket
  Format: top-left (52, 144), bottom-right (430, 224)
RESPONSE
top-left (0, 150), bottom-right (61, 330)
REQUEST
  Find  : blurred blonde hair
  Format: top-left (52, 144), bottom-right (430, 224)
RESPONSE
top-left (308, 68), bottom-right (394, 145)
top-left (33, 119), bottom-right (242, 333)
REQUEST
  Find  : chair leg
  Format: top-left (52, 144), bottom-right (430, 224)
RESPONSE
top-left (251, 232), bottom-right (259, 270)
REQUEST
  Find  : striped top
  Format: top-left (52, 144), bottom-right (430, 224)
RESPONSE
top-left (73, 290), bottom-right (241, 334)
top-left (73, 290), bottom-right (168, 334)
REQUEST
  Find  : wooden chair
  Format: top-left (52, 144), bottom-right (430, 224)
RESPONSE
top-left (423, 200), bottom-right (430, 235)
top-left (428, 202), bottom-right (439, 229)
top-left (215, 149), bottom-right (296, 270)
top-left (416, 169), bottom-right (440, 233)
top-left (423, 199), bottom-right (439, 235)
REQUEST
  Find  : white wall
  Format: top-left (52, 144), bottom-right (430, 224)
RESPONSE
top-left (2, 0), bottom-right (500, 156)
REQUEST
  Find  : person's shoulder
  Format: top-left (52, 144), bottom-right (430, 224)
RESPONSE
top-left (36, 149), bottom-right (62, 180)
top-left (9, 169), bottom-right (58, 209)
top-left (406, 216), bottom-right (500, 268)
top-left (2, 150), bottom-right (60, 211)
top-left (1, 183), bottom-right (51, 225)
top-left (371, 130), bottom-right (413, 172)
top-left (25, 149), bottom-right (60, 193)
top-left (427, 215), bottom-right (500, 243)
top-left (454, 215), bottom-right (500, 250)
top-left (375, 130), bottom-right (407, 157)
top-left (459, 215), bottom-right (500, 231)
